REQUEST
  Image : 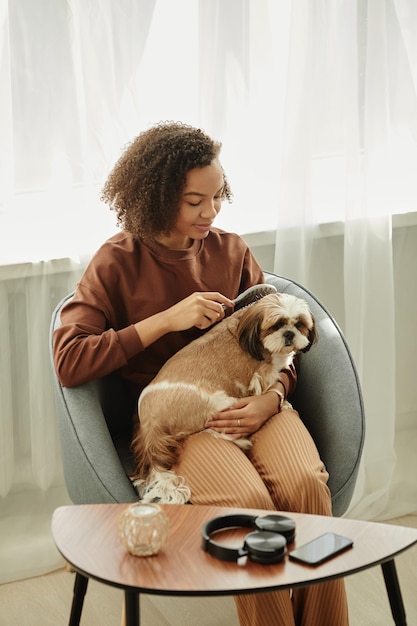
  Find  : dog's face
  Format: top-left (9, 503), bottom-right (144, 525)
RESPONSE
top-left (237, 293), bottom-right (317, 361)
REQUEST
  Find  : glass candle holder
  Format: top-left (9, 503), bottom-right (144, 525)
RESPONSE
top-left (118, 503), bottom-right (169, 557)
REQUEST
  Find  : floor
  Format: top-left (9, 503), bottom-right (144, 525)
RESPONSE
top-left (0, 515), bottom-right (416, 626)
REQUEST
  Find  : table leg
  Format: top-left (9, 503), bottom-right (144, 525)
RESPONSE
top-left (381, 560), bottom-right (407, 626)
top-left (124, 589), bottom-right (140, 626)
top-left (69, 572), bottom-right (89, 626)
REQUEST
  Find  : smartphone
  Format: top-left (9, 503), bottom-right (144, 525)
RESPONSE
top-left (288, 532), bottom-right (353, 566)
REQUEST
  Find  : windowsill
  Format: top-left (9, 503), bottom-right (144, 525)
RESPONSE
top-left (242, 211), bottom-right (417, 248)
top-left (1, 211), bottom-right (416, 281)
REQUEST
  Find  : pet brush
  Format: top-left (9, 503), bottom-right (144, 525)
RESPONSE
top-left (223, 284), bottom-right (278, 315)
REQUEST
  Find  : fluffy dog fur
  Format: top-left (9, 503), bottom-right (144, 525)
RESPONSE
top-left (132, 292), bottom-right (317, 504)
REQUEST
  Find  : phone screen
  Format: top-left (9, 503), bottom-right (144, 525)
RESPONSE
top-left (288, 533), bottom-right (353, 566)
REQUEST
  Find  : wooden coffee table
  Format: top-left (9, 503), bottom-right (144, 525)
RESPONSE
top-left (51, 503), bottom-right (417, 626)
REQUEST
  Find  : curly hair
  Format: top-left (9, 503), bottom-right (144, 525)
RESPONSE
top-left (101, 121), bottom-right (232, 242)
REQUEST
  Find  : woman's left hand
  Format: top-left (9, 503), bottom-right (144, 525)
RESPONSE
top-left (204, 393), bottom-right (279, 438)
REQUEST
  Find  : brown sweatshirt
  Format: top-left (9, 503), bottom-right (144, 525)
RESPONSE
top-left (53, 228), bottom-right (296, 400)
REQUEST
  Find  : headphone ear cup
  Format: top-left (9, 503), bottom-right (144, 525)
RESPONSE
top-left (255, 514), bottom-right (296, 545)
top-left (244, 531), bottom-right (287, 564)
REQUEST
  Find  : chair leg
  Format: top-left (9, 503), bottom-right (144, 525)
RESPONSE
top-left (124, 589), bottom-right (140, 626)
top-left (381, 560), bottom-right (407, 626)
top-left (69, 572), bottom-right (89, 626)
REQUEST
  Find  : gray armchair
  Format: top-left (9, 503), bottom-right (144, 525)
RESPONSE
top-left (49, 271), bottom-right (365, 516)
top-left (50, 291), bottom-right (138, 504)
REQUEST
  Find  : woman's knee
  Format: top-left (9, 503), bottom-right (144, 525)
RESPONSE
top-left (190, 482), bottom-right (274, 509)
top-left (228, 480), bottom-right (275, 510)
top-left (250, 410), bottom-right (332, 514)
top-left (275, 465), bottom-right (332, 515)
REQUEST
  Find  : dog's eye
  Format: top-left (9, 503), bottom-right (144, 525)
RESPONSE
top-left (270, 321), bottom-right (285, 331)
top-left (295, 321), bottom-right (304, 330)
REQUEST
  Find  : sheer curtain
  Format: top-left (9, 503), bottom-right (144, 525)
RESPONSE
top-left (274, 0), bottom-right (417, 520)
top-left (1, 0), bottom-right (416, 584)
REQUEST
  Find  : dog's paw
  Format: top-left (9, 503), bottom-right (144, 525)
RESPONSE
top-left (135, 470), bottom-right (191, 505)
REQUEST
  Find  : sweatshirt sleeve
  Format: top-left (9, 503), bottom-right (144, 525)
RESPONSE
top-left (277, 356), bottom-right (298, 399)
top-left (53, 282), bottom-right (144, 388)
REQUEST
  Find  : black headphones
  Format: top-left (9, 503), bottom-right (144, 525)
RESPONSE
top-left (202, 513), bottom-right (296, 565)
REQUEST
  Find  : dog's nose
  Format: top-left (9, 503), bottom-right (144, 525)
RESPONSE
top-left (283, 330), bottom-right (295, 345)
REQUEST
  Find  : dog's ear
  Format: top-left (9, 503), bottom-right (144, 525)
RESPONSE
top-left (300, 313), bottom-right (318, 353)
top-left (237, 308), bottom-right (266, 361)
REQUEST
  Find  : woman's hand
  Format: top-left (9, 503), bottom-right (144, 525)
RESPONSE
top-left (164, 292), bottom-right (234, 331)
top-left (134, 291), bottom-right (234, 347)
top-left (204, 391), bottom-right (282, 438)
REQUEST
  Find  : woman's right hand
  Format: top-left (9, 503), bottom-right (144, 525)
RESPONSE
top-left (134, 292), bottom-right (234, 347)
top-left (164, 292), bottom-right (234, 331)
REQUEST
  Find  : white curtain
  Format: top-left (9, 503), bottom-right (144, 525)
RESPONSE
top-left (1, 0), bottom-right (416, 584)
top-left (274, 0), bottom-right (417, 520)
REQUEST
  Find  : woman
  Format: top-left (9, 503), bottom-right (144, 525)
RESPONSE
top-left (53, 121), bottom-right (349, 625)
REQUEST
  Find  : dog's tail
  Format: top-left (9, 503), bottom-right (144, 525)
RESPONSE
top-left (131, 422), bottom-right (187, 481)
top-left (131, 423), bottom-right (192, 504)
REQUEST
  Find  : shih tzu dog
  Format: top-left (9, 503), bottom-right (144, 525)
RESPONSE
top-left (132, 291), bottom-right (317, 504)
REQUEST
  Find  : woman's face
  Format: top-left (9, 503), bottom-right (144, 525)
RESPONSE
top-left (157, 159), bottom-right (225, 249)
